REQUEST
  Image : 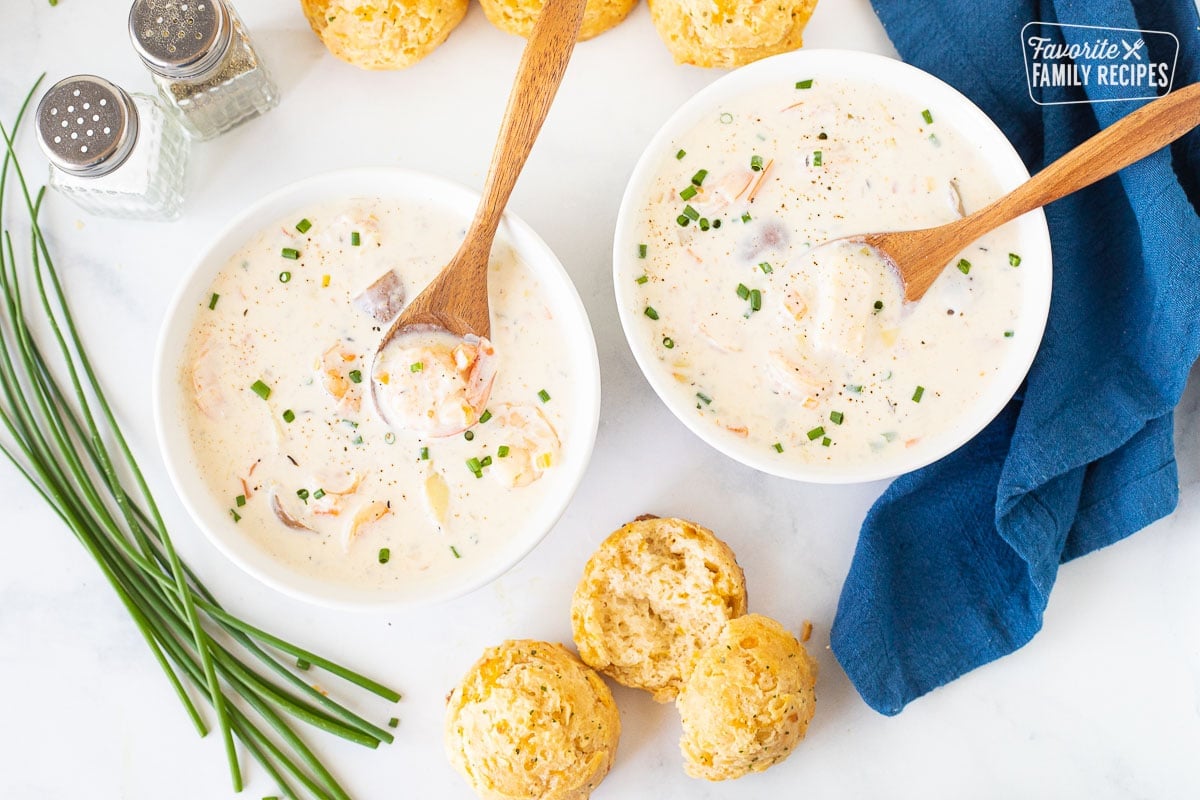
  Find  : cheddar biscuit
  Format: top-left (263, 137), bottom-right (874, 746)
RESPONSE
top-left (676, 614), bottom-right (817, 780)
top-left (571, 516), bottom-right (747, 702)
top-left (478, 0), bottom-right (638, 40)
top-left (647, 0), bottom-right (818, 68)
top-left (445, 640), bottom-right (620, 800)
top-left (299, 0), bottom-right (468, 70)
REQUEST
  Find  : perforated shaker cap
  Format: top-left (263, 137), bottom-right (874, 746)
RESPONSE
top-left (35, 76), bottom-right (140, 178)
top-left (128, 0), bottom-right (232, 80)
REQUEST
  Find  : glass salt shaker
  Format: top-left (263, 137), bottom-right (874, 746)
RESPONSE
top-left (35, 75), bottom-right (189, 222)
top-left (128, 0), bottom-right (279, 141)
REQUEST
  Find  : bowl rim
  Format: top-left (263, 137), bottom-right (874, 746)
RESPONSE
top-left (612, 48), bottom-right (1053, 484)
top-left (153, 166), bottom-right (602, 611)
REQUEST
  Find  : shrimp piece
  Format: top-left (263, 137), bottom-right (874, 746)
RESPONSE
top-left (372, 332), bottom-right (497, 437)
top-left (694, 320), bottom-right (742, 353)
top-left (702, 170), bottom-right (756, 210)
top-left (487, 404), bottom-right (561, 488)
top-left (310, 472), bottom-right (361, 516)
top-left (767, 351), bottom-right (829, 402)
top-left (317, 342), bottom-right (361, 414)
top-left (342, 501), bottom-right (390, 551)
top-left (190, 342), bottom-right (226, 420)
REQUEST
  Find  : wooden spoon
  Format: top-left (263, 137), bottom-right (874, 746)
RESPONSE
top-left (378, 0), bottom-right (586, 342)
top-left (856, 82), bottom-right (1200, 302)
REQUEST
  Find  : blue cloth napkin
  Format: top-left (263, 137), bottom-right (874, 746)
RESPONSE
top-left (832, 0), bottom-right (1200, 715)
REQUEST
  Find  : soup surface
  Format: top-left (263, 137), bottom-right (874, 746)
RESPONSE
top-left (627, 76), bottom-right (1028, 466)
top-left (182, 197), bottom-right (573, 593)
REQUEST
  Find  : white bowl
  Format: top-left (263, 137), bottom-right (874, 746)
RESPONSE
top-left (613, 49), bottom-right (1052, 484)
top-left (154, 168), bottom-right (601, 610)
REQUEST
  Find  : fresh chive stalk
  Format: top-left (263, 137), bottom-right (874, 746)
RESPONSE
top-left (0, 79), bottom-right (400, 800)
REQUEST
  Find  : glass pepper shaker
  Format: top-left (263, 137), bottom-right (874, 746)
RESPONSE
top-left (128, 0), bottom-right (279, 141)
top-left (35, 75), bottom-right (189, 222)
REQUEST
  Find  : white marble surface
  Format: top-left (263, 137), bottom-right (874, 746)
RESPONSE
top-left (2, 1), bottom-right (1199, 797)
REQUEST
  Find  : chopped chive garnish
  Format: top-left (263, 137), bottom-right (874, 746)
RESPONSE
top-left (912, 385), bottom-right (925, 402)
top-left (751, 155), bottom-right (764, 171)
top-left (719, 113), bottom-right (733, 124)
top-left (348, 369), bottom-right (363, 384)
top-left (538, 389), bottom-right (551, 403)
top-left (351, 435), bottom-right (363, 446)
top-left (696, 392), bottom-right (712, 405)
top-left (282, 409), bottom-right (296, 424)
top-left (749, 289), bottom-right (762, 311)
top-left (830, 410), bottom-right (844, 425)
top-left (644, 306), bottom-right (659, 320)
top-left (638, 243), bottom-right (648, 258)
top-left (480, 455), bottom-right (493, 468)
top-left (822, 437), bottom-right (832, 447)
top-left (342, 419), bottom-right (358, 429)
top-left (846, 384), bottom-right (863, 394)
top-left (420, 446), bottom-right (430, 460)
top-left (313, 489), bottom-right (326, 500)
top-left (466, 457), bottom-right (482, 476)
top-left (929, 133), bottom-right (940, 146)
top-left (450, 546), bottom-right (462, 559)
top-left (479, 409), bottom-right (493, 424)
top-left (235, 494), bottom-right (246, 507)
top-left (796, 79), bottom-right (814, 89)
top-left (812, 150), bottom-right (823, 167)
top-left (957, 258), bottom-right (971, 274)
top-left (773, 442), bottom-right (784, 452)
top-left (296, 488), bottom-right (310, 502)
top-left (279, 271), bottom-right (292, 283)
top-left (680, 185), bottom-right (698, 200)
top-left (676, 149), bottom-right (687, 160)
top-left (295, 218), bottom-right (312, 234)
top-left (1004, 330), bottom-right (1015, 338)
top-left (698, 218), bottom-right (710, 231)
top-left (230, 509), bottom-right (241, 522)
top-left (387, 717), bottom-right (399, 728)
top-left (677, 214), bottom-right (690, 227)
top-left (922, 109), bottom-right (933, 124)
top-left (741, 212), bottom-right (752, 223)
top-left (250, 380), bottom-right (271, 400)
top-left (208, 293), bottom-right (219, 310)
top-left (295, 659), bottom-right (311, 671)
top-left (683, 205), bottom-right (699, 220)
top-left (497, 445), bottom-right (510, 458)
top-left (635, 274), bottom-right (649, 285)
top-left (378, 548), bottom-right (390, 564)
top-left (759, 262), bottom-right (773, 274)
top-left (464, 430), bottom-right (475, 442)
top-left (410, 361), bottom-right (423, 373)
top-left (691, 170), bottom-right (708, 186)
top-left (874, 300), bottom-right (884, 311)
top-left (736, 283), bottom-right (750, 300)
top-left (384, 432), bottom-right (396, 445)
top-left (1009, 252), bottom-right (1022, 267)
top-left (807, 426), bottom-right (825, 440)
top-left (281, 247), bottom-right (300, 260)
top-left (350, 231), bottom-right (361, 246)
top-left (662, 336), bottom-right (675, 349)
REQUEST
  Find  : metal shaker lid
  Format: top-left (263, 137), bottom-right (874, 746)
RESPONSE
top-left (35, 75), bottom-right (139, 178)
top-left (128, 0), bottom-right (232, 80)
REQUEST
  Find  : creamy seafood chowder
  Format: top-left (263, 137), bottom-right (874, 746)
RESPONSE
top-left (182, 198), bottom-right (573, 592)
top-left (627, 77), bottom-right (1028, 466)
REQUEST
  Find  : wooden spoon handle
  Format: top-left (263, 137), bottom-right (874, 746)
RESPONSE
top-left (962, 82), bottom-right (1200, 236)
top-left (467, 0), bottom-right (587, 248)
